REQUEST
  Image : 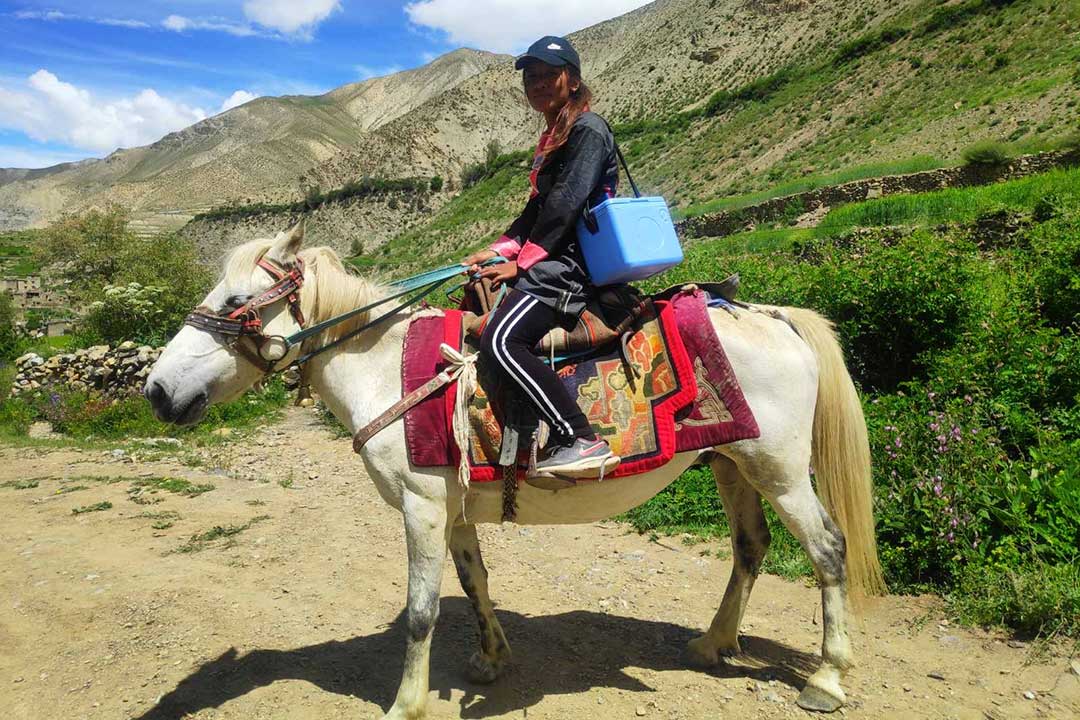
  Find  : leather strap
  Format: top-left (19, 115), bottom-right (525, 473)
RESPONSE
top-left (352, 368), bottom-right (455, 453)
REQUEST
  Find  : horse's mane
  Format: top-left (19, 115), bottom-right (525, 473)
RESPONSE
top-left (223, 239), bottom-right (386, 343)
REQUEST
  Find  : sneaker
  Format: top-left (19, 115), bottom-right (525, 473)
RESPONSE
top-left (533, 437), bottom-right (620, 479)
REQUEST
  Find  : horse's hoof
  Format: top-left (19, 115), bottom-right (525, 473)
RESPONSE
top-left (683, 636), bottom-right (719, 668)
top-left (466, 651), bottom-right (501, 684)
top-left (796, 684), bottom-right (844, 713)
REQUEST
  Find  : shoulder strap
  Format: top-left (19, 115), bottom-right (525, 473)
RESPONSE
top-left (613, 142), bottom-right (641, 198)
top-left (596, 116), bottom-right (641, 199)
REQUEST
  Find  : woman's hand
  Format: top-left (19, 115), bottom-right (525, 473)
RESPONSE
top-left (477, 260), bottom-right (518, 289)
top-left (461, 248), bottom-right (498, 273)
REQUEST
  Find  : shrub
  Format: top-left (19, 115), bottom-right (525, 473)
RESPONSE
top-left (1028, 214), bottom-right (1080, 328)
top-left (0, 291), bottom-right (28, 363)
top-left (34, 208), bottom-right (212, 345)
top-left (79, 283), bottom-right (170, 347)
top-left (953, 562), bottom-right (1080, 637)
top-left (429, 176), bottom-right (444, 193)
top-left (961, 140), bottom-right (1011, 168)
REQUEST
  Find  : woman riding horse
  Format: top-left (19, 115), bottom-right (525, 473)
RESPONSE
top-left (462, 35), bottom-right (621, 481)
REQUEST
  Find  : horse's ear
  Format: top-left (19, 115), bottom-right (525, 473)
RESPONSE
top-left (267, 219), bottom-right (305, 265)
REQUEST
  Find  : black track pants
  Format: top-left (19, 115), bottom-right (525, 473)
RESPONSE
top-left (479, 290), bottom-right (593, 442)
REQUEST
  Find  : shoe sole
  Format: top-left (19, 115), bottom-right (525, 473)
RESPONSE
top-left (524, 473), bottom-right (577, 491)
top-left (536, 454), bottom-right (621, 479)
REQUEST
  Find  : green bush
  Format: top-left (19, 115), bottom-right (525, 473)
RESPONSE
top-left (33, 208), bottom-right (212, 346)
top-left (962, 140), bottom-right (1011, 168)
top-left (1027, 214), bottom-right (1080, 329)
top-left (630, 172), bottom-right (1080, 635)
top-left (0, 291), bottom-right (28, 363)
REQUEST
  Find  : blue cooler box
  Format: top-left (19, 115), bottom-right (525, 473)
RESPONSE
top-left (577, 196), bottom-right (683, 286)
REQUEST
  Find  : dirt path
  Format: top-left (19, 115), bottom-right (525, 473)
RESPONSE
top-left (2, 408), bottom-right (1077, 720)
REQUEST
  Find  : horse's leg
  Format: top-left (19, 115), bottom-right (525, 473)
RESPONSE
top-left (449, 524), bottom-right (511, 683)
top-left (758, 472), bottom-right (853, 713)
top-left (385, 489), bottom-right (450, 720)
top-left (686, 455), bottom-right (771, 666)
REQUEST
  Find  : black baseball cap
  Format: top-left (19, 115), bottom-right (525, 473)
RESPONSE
top-left (514, 36), bottom-right (580, 72)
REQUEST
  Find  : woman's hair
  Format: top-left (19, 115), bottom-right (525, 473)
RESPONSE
top-left (541, 66), bottom-right (593, 159)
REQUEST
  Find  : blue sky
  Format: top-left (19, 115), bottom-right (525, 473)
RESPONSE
top-left (0, 0), bottom-right (653, 169)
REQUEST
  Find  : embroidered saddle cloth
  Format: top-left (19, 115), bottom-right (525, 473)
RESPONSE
top-left (401, 288), bottom-right (760, 482)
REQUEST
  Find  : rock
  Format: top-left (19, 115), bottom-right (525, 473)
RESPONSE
top-left (87, 345), bottom-right (110, 361)
top-left (1023, 690), bottom-right (1036, 700)
top-left (928, 671), bottom-right (946, 681)
top-left (28, 422), bottom-right (56, 439)
top-left (635, 706), bottom-right (647, 716)
top-left (15, 352), bottom-right (42, 367)
top-left (940, 635), bottom-right (960, 647)
top-left (1070, 659), bottom-right (1080, 677)
top-left (1007, 640), bottom-right (1027, 649)
top-left (762, 690), bottom-right (784, 703)
top-left (117, 341), bottom-right (137, 352)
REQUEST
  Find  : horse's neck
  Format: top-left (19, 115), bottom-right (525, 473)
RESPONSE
top-left (305, 313), bottom-right (410, 434)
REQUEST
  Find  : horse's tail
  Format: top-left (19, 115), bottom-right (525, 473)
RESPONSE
top-left (785, 307), bottom-right (886, 600)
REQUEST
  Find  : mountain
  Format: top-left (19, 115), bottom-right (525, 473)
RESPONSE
top-left (0, 49), bottom-right (507, 231)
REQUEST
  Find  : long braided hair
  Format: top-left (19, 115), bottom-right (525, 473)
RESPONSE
top-left (540, 66), bottom-right (593, 160)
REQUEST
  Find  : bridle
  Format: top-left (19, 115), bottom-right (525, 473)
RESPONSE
top-left (185, 256), bottom-right (306, 374)
top-left (183, 254), bottom-right (481, 377)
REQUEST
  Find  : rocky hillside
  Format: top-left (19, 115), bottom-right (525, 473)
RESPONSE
top-left (0, 0), bottom-right (924, 232)
top-left (357, 0), bottom-right (1080, 274)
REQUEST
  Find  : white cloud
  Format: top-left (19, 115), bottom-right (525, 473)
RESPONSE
top-left (0, 145), bottom-right (91, 170)
top-left (220, 90), bottom-right (259, 113)
top-left (355, 64), bottom-right (404, 81)
top-left (405, 0), bottom-right (653, 54)
top-left (0, 70), bottom-right (207, 155)
top-left (15, 9), bottom-right (150, 29)
top-left (242, 0), bottom-right (341, 37)
top-left (162, 15), bottom-right (259, 37)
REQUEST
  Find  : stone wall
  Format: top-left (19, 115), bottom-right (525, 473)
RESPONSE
top-left (11, 342), bottom-right (161, 398)
top-left (676, 149), bottom-right (1080, 240)
top-left (180, 189), bottom-right (447, 264)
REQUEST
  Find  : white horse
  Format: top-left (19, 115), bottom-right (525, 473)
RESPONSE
top-left (146, 224), bottom-right (884, 719)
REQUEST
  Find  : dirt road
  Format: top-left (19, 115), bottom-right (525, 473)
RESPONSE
top-left (2, 408), bottom-right (1077, 720)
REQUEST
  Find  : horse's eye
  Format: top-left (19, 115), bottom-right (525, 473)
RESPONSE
top-left (224, 294), bottom-right (251, 310)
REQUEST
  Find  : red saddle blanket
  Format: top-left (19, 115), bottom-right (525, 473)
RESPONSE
top-left (401, 289), bottom-right (759, 482)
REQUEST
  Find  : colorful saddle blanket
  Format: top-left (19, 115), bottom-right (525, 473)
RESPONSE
top-left (401, 288), bottom-right (759, 482)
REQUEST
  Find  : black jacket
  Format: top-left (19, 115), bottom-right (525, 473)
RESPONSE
top-left (506, 111), bottom-right (619, 317)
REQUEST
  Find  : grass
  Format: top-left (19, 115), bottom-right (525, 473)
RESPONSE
top-left (2, 478), bottom-right (40, 489)
top-left (129, 476), bottom-right (215, 497)
top-left (678, 155), bottom-right (946, 219)
top-left (818, 165), bottom-right (1080, 233)
top-left (0, 376), bottom-right (290, 444)
top-left (138, 510), bottom-right (181, 520)
top-left (175, 515), bottom-right (270, 553)
top-left (619, 467), bottom-right (814, 581)
top-left (72, 501), bottom-right (112, 514)
top-left (952, 562), bottom-right (1080, 638)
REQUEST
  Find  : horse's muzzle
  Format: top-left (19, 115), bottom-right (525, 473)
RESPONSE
top-left (144, 380), bottom-right (208, 426)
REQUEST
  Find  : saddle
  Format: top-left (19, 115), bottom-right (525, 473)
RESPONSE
top-left (453, 274), bottom-right (744, 480)
top-left (458, 273), bottom-right (741, 357)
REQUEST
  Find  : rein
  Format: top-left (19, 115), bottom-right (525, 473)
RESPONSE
top-left (184, 257), bottom-right (493, 376)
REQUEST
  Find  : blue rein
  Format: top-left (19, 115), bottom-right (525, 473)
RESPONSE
top-left (286, 257), bottom-right (503, 367)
